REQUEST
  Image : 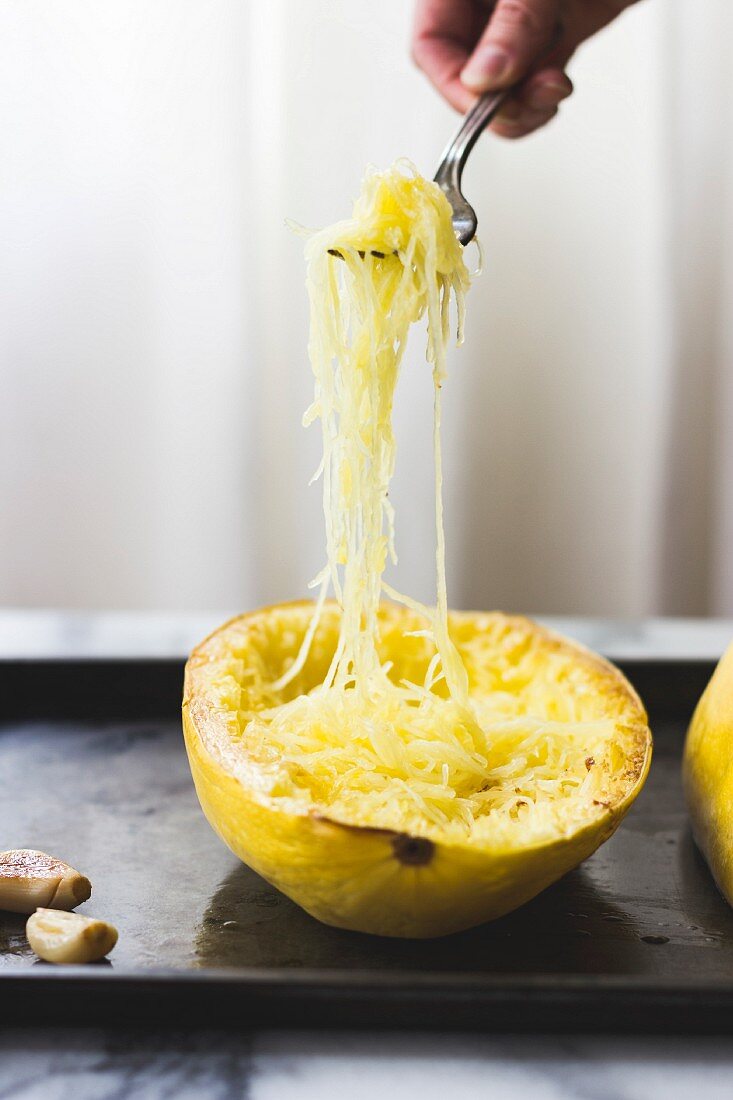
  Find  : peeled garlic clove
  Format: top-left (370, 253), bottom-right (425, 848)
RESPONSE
top-left (26, 908), bottom-right (118, 964)
top-left (0, 850), bottom-right (92, 914)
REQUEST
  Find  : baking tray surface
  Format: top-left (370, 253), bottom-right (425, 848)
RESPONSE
top-left (2, 657), bottom-right (732, 1031)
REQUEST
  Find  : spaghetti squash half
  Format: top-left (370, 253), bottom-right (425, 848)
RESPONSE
top-left (183, 603), bottom-right (650, 937)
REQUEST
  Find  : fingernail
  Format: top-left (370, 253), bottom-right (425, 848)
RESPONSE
top-left (497, 112), bottom-right (533, 131)
top-left (526, 81), bottom-right (571, 110)
top-left (460, 46), bottom-right (511, 91)
top-left (497, 99), bottom-right (522, 122)
top-left (496, 106), bottom-right (557, 133)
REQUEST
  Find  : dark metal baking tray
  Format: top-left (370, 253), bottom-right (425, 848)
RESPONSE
top-left (2, 656), bottom-right (733, 1032)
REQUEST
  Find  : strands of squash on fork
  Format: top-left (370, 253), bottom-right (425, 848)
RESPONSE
top-left (274, 162), bottom-right (470, 706)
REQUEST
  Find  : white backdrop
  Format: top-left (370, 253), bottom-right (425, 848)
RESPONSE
top-left (1, 0), bottom-right (732, 615)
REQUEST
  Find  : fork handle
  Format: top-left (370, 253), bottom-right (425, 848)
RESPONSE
top-left (434, 19), bottom-right (563, 191)
top-left (433, 90), bottom-right (508, 192)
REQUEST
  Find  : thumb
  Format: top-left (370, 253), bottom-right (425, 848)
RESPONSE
top-left (460, 0), bottom-right (561, 93)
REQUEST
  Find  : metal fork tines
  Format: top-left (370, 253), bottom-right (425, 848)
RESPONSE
top-left (328, 86), bottom-right (508, 260)
top-left (328, 21), bottom-right (561, 257)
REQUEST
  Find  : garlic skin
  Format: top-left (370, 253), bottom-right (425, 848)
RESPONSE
top-left (26, 908), bottom-right (118, 964)
top-left (0, 850), bottom-right (92, 914)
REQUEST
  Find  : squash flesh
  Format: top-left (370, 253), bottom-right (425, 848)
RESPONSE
top-left (186, 605), bottom-right (649, 847)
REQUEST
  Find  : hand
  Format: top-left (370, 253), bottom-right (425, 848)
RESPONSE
top-left (412, 0), bottom-right (640, 138)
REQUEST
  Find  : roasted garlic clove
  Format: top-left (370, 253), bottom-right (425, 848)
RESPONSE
top-left (0, 850), bottom-right (92, 914)
top-left (26, 908), bottom-right (118, 964)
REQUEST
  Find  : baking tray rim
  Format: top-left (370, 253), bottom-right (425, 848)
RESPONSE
top-left (5, 966), bottom-right (733, 993)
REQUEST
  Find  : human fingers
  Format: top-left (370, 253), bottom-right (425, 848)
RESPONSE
top-left (412, 0), bottom-right (485, 112)
top-left (460, 0), bottom-right (562, 94)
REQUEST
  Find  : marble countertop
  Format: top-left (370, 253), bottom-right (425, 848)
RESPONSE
top-left (3, 1028), bottom-right (733, 1100)
top-left (2, 609), bottom-right (732, 1100)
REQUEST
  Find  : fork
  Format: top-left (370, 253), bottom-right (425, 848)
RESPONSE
top-left (330, 89), bottom-right (509, 261)
top-left (433, 90), bottom-right (508, 246)
top-left (435, 17), bottom-right (564, 246)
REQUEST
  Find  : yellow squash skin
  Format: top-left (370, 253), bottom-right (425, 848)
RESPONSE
top-left (683, 641), bottom-right (733, 903)
top-left (183, 603), bottom-right (652, 938)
